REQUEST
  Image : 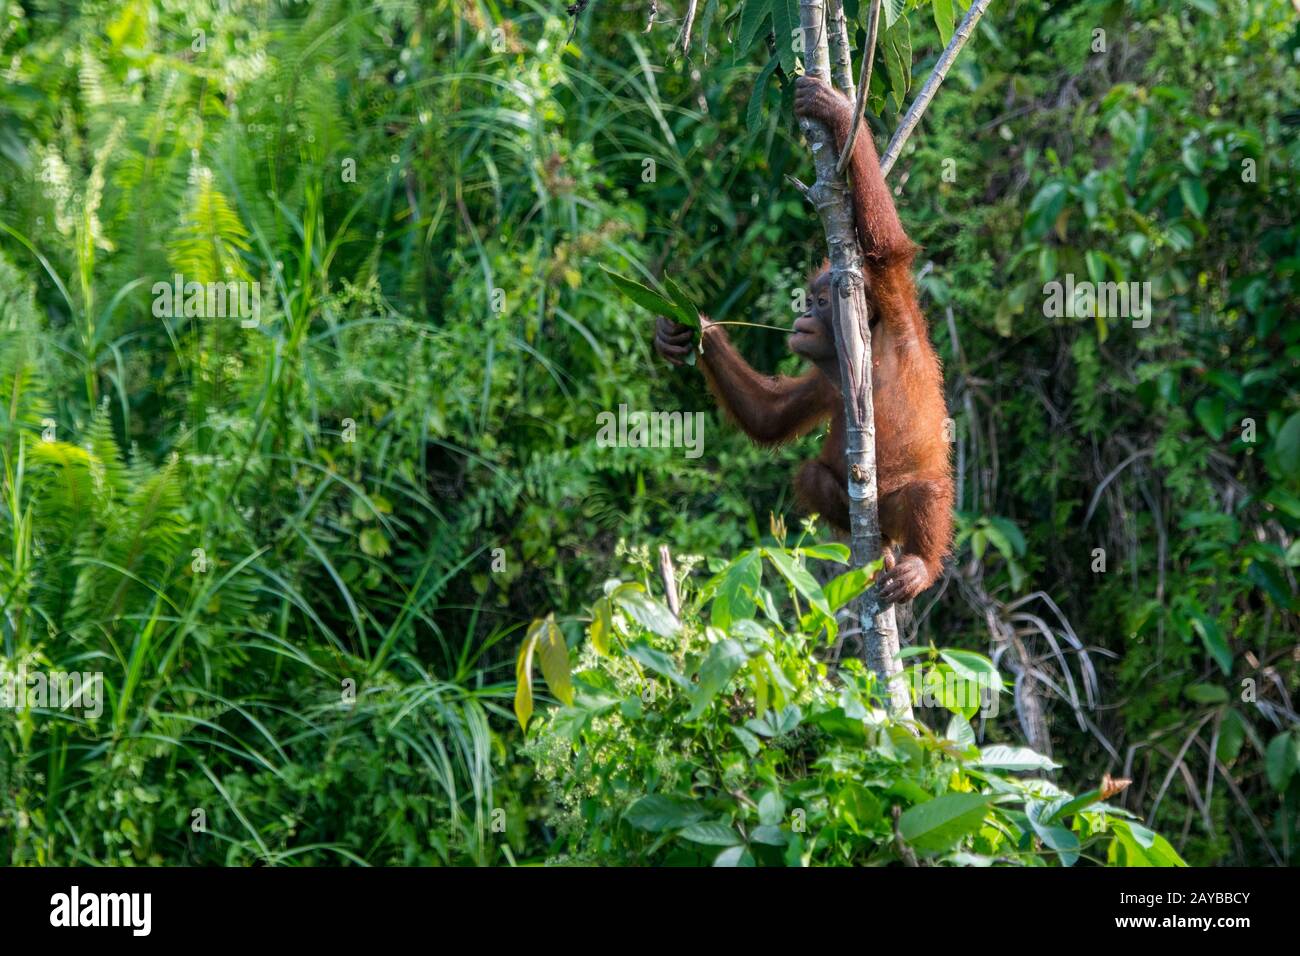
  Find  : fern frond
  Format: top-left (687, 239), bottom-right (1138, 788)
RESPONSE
top-left (28, 440), bottom-right (97, 546)
top-left (168, 168), bottom-right (254, 284)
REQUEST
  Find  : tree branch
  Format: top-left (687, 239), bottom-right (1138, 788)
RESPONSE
top-left (836, 0), bottom-right (881, 175)
top-left (879, 0), bottom-right (992, 177)
top-left (674, 0), bottom-right (699, 53)
top-left (826, 0), bottom-right (856, 98)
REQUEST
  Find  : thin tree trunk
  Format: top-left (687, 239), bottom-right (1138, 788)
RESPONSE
top-left (826, 0), bottom-right (856, 100)
top-left (797, 0), bottom-right (912, 719)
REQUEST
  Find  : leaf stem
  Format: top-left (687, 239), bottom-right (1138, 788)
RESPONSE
top-left (708, 320), bottom-right (789, 332)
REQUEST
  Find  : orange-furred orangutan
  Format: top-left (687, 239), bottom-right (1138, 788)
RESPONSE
top-left (654, 76), bottom-right (953, 604)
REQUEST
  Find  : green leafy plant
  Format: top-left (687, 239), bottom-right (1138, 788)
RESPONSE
top-left (518, 542), bottom-right (1183, 866)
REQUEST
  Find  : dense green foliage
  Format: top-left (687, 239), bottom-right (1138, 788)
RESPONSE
top-left (0, 0), bottom-right (1296, 865)
top-left (522, 536), bottom-right (1184, 866)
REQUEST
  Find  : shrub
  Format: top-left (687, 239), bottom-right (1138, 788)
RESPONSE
top-left (518, 534), bottom-right (1184, 866)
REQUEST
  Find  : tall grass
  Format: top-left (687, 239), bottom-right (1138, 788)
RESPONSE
top-left (0, 0), bottom-right (543, 865)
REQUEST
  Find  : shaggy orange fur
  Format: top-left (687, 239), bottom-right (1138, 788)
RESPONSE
top-left (655, 77), bottom-right (953, 603)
